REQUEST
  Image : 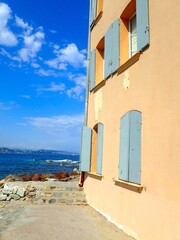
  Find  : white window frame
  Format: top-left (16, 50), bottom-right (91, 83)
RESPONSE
top-left (129, 13), bottom-right (137, 58)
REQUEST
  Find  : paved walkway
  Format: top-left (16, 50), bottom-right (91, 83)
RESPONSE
top-left (0, 202), bottom-right (134, 240)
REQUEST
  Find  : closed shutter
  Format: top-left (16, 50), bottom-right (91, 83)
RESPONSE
top-left (80, 126), bottom-right (92, 172)
top-left (119, 112), bottom-right (130, 181)
top-left (89, 50), bottom-right (96, 91)
top-left (104, 24), bottom-right (112, 79)
top-left (129, 111), bottom-right (142, 184)
top-left (137, 0), bottom-right (149, 51)
top-left (104, 19), bottom-right (120, 79)
top-left (96, 123), bottom-right (104, 175)
top-left (111, 19), bottom-right (120, 73)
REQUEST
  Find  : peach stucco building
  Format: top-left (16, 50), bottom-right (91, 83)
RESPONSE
top-left (80, 0), bottom-right (180, 239)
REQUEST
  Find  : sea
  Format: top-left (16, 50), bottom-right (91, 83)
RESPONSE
top-left (0, 152), bottom-right (80, 180)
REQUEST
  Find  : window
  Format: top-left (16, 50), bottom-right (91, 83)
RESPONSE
top-left (96, 37), bottom-right (104, 85)
top-left (88, 0), bottom-right (149, 90)
top-left (120, 0), bottom-right (149, 65)
top-left (129, 14), bottom-right (137, 57)
top-left (80, 123), bottom-right (104, 175)
top-left (90, 0), bottom-right (103, 28)
top-left (119, 111), bottom-right (142, 184)
top-left (104, 19), bottom-right (120, 79)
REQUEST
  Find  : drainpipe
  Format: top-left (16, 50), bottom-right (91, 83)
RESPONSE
top-left (79, 0), bottom-right (91, 188)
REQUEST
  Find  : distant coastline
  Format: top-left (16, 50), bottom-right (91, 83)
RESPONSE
top-left (0, 147), bottom-right (79, 155)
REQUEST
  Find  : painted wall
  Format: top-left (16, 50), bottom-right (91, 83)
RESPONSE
top-left (84, 0), bottom-right (180, 239)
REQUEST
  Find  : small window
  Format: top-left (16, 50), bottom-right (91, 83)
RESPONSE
top-left (91, 123), bottom-right (104, 175)
top-left (129, 15), bottom-right (137, 57)
top-left (96, 37), bottom-right (104, 84)
top-left (90, 0), bottom-right (103, 28)
top-left (119, 111), bottom-right (142, 185)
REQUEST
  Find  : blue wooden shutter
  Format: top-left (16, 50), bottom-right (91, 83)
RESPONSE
top-left (80, 126), bottom-right (92, 172)
top-left (89, 50), bottom-right (96, 91)
top-left (119, 112), bottom-right (130, 181)
top-left (96, 123), bottom-right (104, 175)
top-left (90, 0), bottom-right (97, 28)
top-left (111, 19), bottom-right (120, 73)
top-left (136, 0), bottom-right (149, 51)
top-left (129, 111), bottom-right (142, 184)
top-left (104, 24), bottom-right (112, 79)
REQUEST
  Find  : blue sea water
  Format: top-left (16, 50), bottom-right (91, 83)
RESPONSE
top-left (0, 153), bottom-right (80, 180)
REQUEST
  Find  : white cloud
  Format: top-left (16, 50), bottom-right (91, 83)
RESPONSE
top-left (38, 82), bottom-right (65, 93)
top-left (21, 95), bottom-right (31, 99)
top-left (15, 15), bottom-right (28, 29)
top-left (0, 101), bottom-right (17, 110)
top-left (49, 29), bottom-right (58, 34)
top-left (45, 43), bottom-right (87, 70)
top-left (18, 27), bottom-right (45, 62)
top-left (25, 114), bottom-right (84, 133)
top-left (66, 74), bottom-right (86, 100)
top-left (0, 3), bottom-right (18, 46)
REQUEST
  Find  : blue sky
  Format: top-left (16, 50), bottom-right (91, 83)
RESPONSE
top-left (0, 0), bottom-right (89, 152)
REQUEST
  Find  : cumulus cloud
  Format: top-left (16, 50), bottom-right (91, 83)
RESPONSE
top-left (18, 27), bottom-right (45, 62)
top-left (45, 43), bottom-right (87, 70)
top-left (15, 15), bottom-right (28, 29)
top-left (0, 3), bottom-right (18, 46)
top-left (66, 74), bottom-right (86, 101)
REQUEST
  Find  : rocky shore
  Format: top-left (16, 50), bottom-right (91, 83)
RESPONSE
top-left (0, 170), bottom-right (84, 204)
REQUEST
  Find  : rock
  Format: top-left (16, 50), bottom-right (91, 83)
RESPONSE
top-left (71, 168), bottom-right (80, 175)
top-left (55, 172), bottom-right (69, 180)
top-left (27, 192), bottom-right (36, 197)
top-left (17, 188), bottom-right (26, 198)
top-left (22, 175), bottom-right (33, 181)
top-left (48, 199), bottom-right (56, 204)
top-left (2, 188), bottom-right (13, 195)
top-left (0, 194), bottom-right (7, 201)
top-left (26, 186), bottom-right (37, 192)
top-left (0, 179), bottom-right (5, 187)
top-left (10, 194), bottom-right (20, 200)
top-left (31, 174), bottom-right (42, 181)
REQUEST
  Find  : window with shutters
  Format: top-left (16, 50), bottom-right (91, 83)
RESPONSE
top-left (119, 111), bottom-right (142, 185)
top-left (90, 0), bottom-right (103, 29)
top-left (91, 123), bottom-right (104, 175)
top-left (120, 0), bottom-right (149, 65)
top-left (96, 37), bottom-right (104, 85)
top-left (80, 123), bottom-right (104, 175)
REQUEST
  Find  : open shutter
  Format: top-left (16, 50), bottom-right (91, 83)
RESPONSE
top-left (104, 24), bottom-right (112, 79)
top-left (129, 111), bottom-right (142, 184)
top-left (111, 19), bottom-right (120, 73)
top-left (90, 0), bottom-right (97, 28)
top-left (89, 50), bottom-right (96, 91)
top-left (96, 123), bottom-right (104, 175)
top-left (119, 112), bottom-right (130, 181)
top-left (80, 126), bottom-right (92, 172)
top-left (137, 0), bottom-right (149, 51)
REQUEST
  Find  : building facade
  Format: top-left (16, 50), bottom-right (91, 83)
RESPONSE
top-left (80, 0), bottom-right (180, 239)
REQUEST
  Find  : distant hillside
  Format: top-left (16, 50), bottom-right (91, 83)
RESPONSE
top-left (0, 147), bottom-right (79, 155)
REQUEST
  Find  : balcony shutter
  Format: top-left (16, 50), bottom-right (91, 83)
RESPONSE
top-left (137, 0), bottom-right (149, 51)
top-left (119, 112), bottom-right (130, 181)
top-left (129, 111), bottom-right (142, 184)
top-left (89, 50), bottom-right (96, 91)
top-left (80, 126), bottom-right (92, 172)
top-left (96, 123), bottom-right (104, 175)
top-left (104, 24), bottom-right (112, 79)
top-left (111, 19), bottom-right (120, 73)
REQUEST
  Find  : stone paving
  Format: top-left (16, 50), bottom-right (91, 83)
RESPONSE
top-left (0, 179), bottom-right (135, 240)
